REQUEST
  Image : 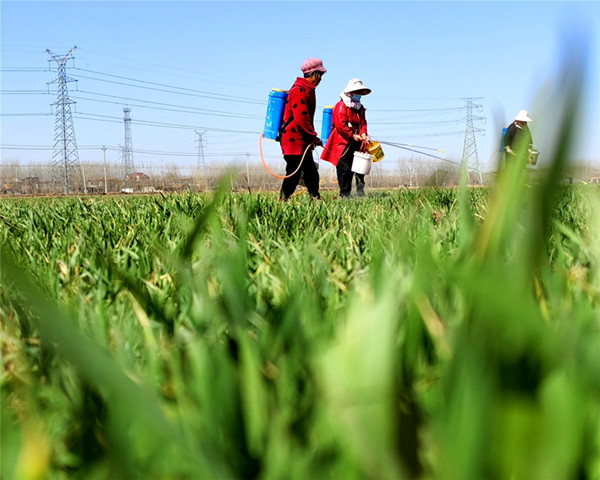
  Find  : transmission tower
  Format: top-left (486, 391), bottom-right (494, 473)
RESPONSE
top-left (195, 130), bottom-right (207, 190)
top-left (461, 97), bottom-right (485, 185)
top-left (121, 107), bottom-right (134, 176)
top-left (195, 130), bottom-right (205, 169)
top-left (47, 46), bottom-right (82, 194)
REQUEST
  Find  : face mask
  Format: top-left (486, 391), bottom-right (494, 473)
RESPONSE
top-left (351, 94), bottom-right (361, 102)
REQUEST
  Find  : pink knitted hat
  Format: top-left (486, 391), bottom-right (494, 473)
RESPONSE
top-left (301, 58), bottom-right (327, 74)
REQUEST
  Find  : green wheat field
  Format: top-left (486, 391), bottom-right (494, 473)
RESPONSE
top-left (2, 158), bottom-right (599, 479)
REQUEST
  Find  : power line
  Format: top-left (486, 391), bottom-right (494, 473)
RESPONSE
top-left (0, 89), bottom-right (51, 94)
top-left (2, 65), bottom-right (266, 105)
top-left (0, 67), bottom-right (49, 72)
top-left (0, 144), bottom-right (275, 159)
top-left (369, 107), bottom-right (464, 113)
top-left (2, 88), bottom-right (263, 119)
top-left (378, 131), bottom-right (467, 138)
top-left (369, 119), bottom-right (462, 127)
top-left (67, 69), bottom-right (266, 106)
top-left (2, 144), bottom-right (113, 151)
top-left (3, 70), bottom-right (469, 129)
top-left (0, 113), bottom-right (53, 117)
top-left (74, 46), bottom-right (268, 91)
top-left (2, 87), bottom-right (461, 123)
top-left (70, 67), bottom-right (265, 103)
top-left (72, 111), bottom-right (260, 134)
top-left (69, 91), bottom-right (262, 119)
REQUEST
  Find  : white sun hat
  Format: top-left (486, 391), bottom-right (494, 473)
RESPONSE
top-left (342, 79), bottom-right (371, 95)
top-left (515, 110), bottom-right (532, 122)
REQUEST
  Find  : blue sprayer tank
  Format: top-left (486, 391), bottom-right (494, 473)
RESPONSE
top-left (263, 89), bottom-right (288, 141)
top-left (321, 106), bottom-right (334, 144)
top-left (499, 127), bottom-right (508, 153)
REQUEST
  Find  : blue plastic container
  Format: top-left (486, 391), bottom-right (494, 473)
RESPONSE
top-left (263, 89), bottom-right (288, 141)
top-left (499, 127), bottom-right (508, 152)
top-left (321, 106), bottom-right (333, 143)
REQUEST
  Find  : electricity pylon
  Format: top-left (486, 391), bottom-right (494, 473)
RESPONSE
top-left (121, 107), bottom-right (134, 176)
top-left (195, 130), bottom-right (206, 190)
top-left (195, 130), bottom-right (205, 170)
top-left (461, 97), bottom-right (485, 185)
top-left (47, 46), bottom-right (82, 194)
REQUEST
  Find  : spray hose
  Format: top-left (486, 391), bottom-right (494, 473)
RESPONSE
top-left (377, 140), bottom-right (491, 179)
top-left (258, 133), bottom-right (372, 192)
top-left (258, 133), bottom-right (316, 180)
top-left (376, 140), bottom-right (448, 162)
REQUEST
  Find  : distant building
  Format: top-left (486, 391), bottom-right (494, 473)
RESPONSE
top-left (85, 177), bottom-right (121, 194)
top-left (124, 171), bottom-right (154, 193)
top-left (127, 172), bottom-right (150, 181)
top-left (21, 177), bottom-right (41, 195)
top-left (1, 177), bottom-right (22, 194)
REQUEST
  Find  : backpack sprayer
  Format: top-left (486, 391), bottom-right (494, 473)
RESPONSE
top-left (499, 126), bottom-right (540, 166)
top-left (321, 106), bottom-right (333, 144)
top-left (321, 104), bottom-right (385, 174)
top-left (263, 89), bottom-right (288, 142)
top-left (259, 88), bottom-right (316, 180)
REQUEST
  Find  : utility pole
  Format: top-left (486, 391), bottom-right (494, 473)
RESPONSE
top-left (461, 97), bottom-right (485, 185)
top-left (246, 152), bottom-right (250, 191)
top-left (80, 162), bottom-right (87, 194)
top-left (102, 146), bottom-right (108, 194)
top-left (47, 45), bottom-right (82, 194)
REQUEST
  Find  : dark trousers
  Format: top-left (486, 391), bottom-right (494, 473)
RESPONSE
top-left (280, 153), bottom-right (320, 200)
top-left (336, 144), bottom-right (365, 197)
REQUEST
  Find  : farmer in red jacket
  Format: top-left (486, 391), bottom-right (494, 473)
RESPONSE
top-left (321, 79), bottom-right (371, 197)
top-left (279, 58), bottom-right (327, 200)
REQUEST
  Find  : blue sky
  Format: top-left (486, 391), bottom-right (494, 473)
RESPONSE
top-left (1, 1), bottom-right (599, 175)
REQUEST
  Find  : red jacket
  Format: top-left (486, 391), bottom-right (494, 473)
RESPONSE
top-left (279, 77), bottom-right (319, 156)
top-left (320, 100), bottom-right (368, 166)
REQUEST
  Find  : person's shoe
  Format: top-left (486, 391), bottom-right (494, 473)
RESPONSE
top-left (357, 184), bottom-right (365, 196)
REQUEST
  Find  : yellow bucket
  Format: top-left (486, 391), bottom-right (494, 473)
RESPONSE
top-left (367, 141), bottom-right (385, 162)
